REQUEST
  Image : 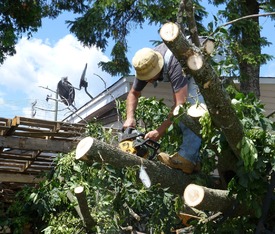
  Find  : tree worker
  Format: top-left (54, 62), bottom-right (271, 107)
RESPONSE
top-left (123, 43), bottom-right (205, 174)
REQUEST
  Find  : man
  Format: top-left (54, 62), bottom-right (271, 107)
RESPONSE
top-left (123, 43), bottom-right (202, 174)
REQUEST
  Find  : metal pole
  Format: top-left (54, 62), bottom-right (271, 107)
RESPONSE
top-left (55, 89), bottom-right (58, 121)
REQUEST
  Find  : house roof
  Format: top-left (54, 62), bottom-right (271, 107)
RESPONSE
top-left (63, 75), bottom-right (174, 127)
top-left (63, 76), bottom-right (134, 126)
top-left (64, 76), bottom-right (275, 126)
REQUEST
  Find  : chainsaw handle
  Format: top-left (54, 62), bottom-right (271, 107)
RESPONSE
top-left (124, 127), bottom-right (136, 135)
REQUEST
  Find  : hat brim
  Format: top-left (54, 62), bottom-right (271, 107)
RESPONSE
top-left (136, 51), bottom-right (164, 81)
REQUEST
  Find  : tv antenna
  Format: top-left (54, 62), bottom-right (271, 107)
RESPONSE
top-left (79, 63), bottom-right (93, 100)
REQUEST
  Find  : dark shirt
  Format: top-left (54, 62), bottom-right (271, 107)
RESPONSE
top-left (132, 43), bottom-right (188, 93)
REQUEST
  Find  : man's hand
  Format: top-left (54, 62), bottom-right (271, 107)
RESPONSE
top-left (123, 117), bottom-right (136, 129)
top-left (145, 130), bottom-right (161, 141)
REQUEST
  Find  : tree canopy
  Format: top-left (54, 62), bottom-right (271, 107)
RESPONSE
top-left (1, 0), bottom-right (275, 95)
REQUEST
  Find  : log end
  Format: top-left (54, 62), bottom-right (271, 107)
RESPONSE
top-left (183, 184), bottom-right (205, 207)
top-left (203, 40), bottom-right (215, 54)
top-left (187, 54), bottom-right (203, 70)
top-left (160, 22), bottom-right (179, 42)
top-left (76, 137), bottom-right (94, 160)
top-left (74, 186), bottom-right (84, 194)
top-left (187, 103), bottom-right (208, 117)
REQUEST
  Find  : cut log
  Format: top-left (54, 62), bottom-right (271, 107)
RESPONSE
top-left (74, 186), bottom-right (96, 231)
top-left (66, 190), bottom-right (83, 220)
top-left (159, 21), bottom-right (180, 42)
top-left (183, 184), bottom-right (254, 216)
top-left (75, 136), bottom-right (193, 195)
top-left (183, 184), bottom-right (234, 212)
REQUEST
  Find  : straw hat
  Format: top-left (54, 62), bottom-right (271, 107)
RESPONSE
top-left (132, 48), bottom-right (164, 81)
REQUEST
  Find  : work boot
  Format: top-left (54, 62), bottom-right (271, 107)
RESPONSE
top-left (157, 152), bottom-right (199, 174)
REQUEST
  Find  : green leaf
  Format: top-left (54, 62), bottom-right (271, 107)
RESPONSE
top-left (238, 136), bottom-right (258, 170)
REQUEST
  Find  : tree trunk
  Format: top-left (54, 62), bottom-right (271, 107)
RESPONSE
top-left (159, 22), bottom-right (244, 160)
top-left (238, 0), bottom-right (261, 98)
top-left (75, 136), bottom-right (193, 195)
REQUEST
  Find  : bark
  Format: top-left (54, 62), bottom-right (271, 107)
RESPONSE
top-left (75, 137), bottom-right (193, 195)
top-left (159, 22), bottom-right (244, 159)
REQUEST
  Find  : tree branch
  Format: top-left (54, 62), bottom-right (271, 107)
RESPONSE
top-left (184, 0), bottom-right (200, 46)
top-left (215, 12), bottom-right (275, 32)
top-left (160, 22), bottom-right (244, 159)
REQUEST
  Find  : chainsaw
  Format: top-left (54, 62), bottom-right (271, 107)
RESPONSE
top-left (118, 127), bottom-right (160, 160)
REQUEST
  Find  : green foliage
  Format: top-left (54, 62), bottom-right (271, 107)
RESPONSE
top-left (184, 84), bottom-right (275, 232)
top-left (86, 120), bottom-right (115, 143)
top-left (226, 88), bottom-right (275, 219)
top-left (98, 41), bottom-right (131, 76)
top-left (208, 0), bottom-right (275, 91)
top-left (238, 136), bottom-right (258, 170)
top-left (0, 0), bottom-right (52, 63)
top-left (4, 151), bottom-right (181, 233)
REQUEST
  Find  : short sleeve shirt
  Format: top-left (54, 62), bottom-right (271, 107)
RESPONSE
top-left (132, 43), bottom-right (188, 93)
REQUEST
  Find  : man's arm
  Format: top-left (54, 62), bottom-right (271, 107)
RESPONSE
top-left (145, 85), bottom-right (188, 141)
top-left (123, 87), bottom-right (141, 128)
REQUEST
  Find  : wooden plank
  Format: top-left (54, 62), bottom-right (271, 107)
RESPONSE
top-left (16, 116), bottom-right (86, 131)
top-left (0, 118), bottom-right (12, 136)
top-left (0, 172), bottom-right (44, 183)
top-left (0, 154), bottom-right (55, 162)
top-left (13, 132), bottom-right (83, 138)
top-left (0, 136), bottom-right (79, 153)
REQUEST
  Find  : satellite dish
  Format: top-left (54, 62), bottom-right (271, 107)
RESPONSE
top-left (78, 63), bottom-right (93, 100)
top-left (57, 77), bottom-right (75, 106)
top-left (79, 63), bottom-right (88, 89)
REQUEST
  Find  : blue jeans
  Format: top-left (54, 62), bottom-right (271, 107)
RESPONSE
top-left (178, 122), bottom-right (201, 164)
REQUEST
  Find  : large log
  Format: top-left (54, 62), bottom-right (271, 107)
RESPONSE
top-left (159, 22), bottom-right (244, 159)
top-left (183, 184), bottom-right (253, 216)
top-left (75, 136), bottom-right (193, 195)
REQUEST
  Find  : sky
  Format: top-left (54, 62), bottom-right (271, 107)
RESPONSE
top-left (0, 4), bottom-right (274, 121)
